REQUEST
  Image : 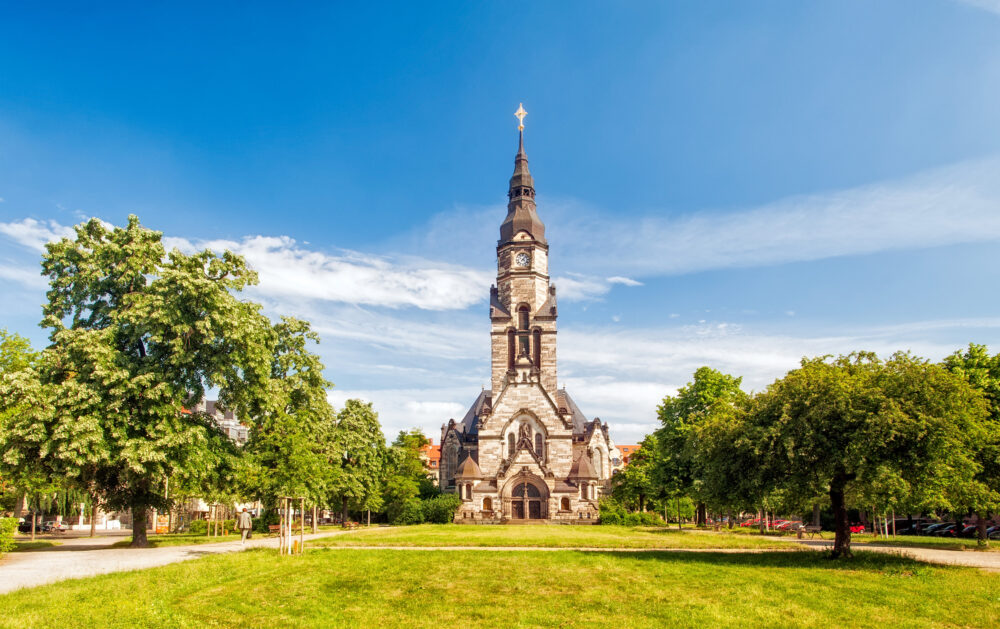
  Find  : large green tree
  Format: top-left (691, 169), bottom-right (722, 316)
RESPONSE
top-left (1, 216), bottom-right (274, 547)
top-left (241, 317), bottom-right (336, 511)
top-left (749, 352), bottom-right (987, 557)
top-left (329, 399), bottom-right (386, 522)
top-left (0, 329), bottom-right (39, 516)
top-left (611, 433), bottom-right (658, 513)
top-left (942, 343), bottom-right (1000, 546)
top-left (655, 366), bottom-right (748, 524)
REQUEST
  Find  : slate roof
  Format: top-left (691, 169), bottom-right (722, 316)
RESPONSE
top-left (569, 453), bottom-right (599, 479)
top-left (455, 454), bottom-right (483, 479)
top-left (459, 389), bottom-right (491, 436)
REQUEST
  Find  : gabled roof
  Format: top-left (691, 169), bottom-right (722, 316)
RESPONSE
top-left (555, 389), bottom-right (588, 434)
top-left (569, 453), bottom-right (598, 480)
top-left (460, 390), bottom-right (491, 436)
top-left (455, 454), bottom-right (483, 479)
top-left (534, 285), bottom-right (557, 318)
top-left (490, 286), bottom-right (511, 319)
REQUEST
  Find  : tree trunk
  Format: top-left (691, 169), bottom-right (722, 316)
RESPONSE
top-left (639, 494), bottom-right (646, 513)
top-left (727, 510), bottom-right (733, 529)
top-left (758, 509), bottom-right (765, 534)
top-left (676, 498), bottom-right (681, 530)
top-left (131, 505), bottom-right (149, 548)
top-left (312, 505), bottom-right (318, 534)
top-left (342, 496), bottom-right (349, 523)
top-left (975, 511), bottom-right (990, 548)
top-left (829, 476), bottom-right (852, 558)
top-left (89, 502), bottom-right (96, 538)
top-left (812, 503), bottom-right (821, 527)
top-left (696, 502), bottom-right (707, 527)
top-left (30, 509), bottom-right (36, 541)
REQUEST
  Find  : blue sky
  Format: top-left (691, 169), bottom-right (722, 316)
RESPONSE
top-left (3, 1), bottom-right (1000, 443)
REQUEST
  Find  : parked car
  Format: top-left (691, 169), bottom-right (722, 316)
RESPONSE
top-left (920, 522), bottom-right (948, 536)
top-left (41, 521), bottom-right (68, 533)
top-left (17, 518), bottom-right (37, 533)
top-left (775, 520), bottom-right (801, 531)
top-left (850, 524), bottom-right (865, 534)
top-left (959, 525), bottom-right (979, 538)
top-left (932, 523), bottom-right (961, 537)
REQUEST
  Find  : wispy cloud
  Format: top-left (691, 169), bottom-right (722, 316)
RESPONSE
top-left (0, 218), bottom-right (75, 252)
top-left (410, 157), bottom-right (1000, 280)
top-left (165, 234), bottom-right (493, 310)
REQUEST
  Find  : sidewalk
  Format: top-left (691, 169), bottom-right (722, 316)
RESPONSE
top-left (0, 531), bottom-right (340, 594)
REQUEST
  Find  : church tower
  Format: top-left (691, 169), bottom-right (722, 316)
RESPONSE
top-left (490, 106), bottom-right (559, 396)
top-left (440, 105), bottom-right (619, 523)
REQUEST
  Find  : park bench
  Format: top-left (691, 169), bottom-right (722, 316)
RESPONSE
top-left (800, 525), bottom-right (823, 539)
top-left (268, 524), bottom-right (281, 535)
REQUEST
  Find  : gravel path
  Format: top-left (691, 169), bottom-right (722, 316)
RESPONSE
top-left (0, 531), bottom-right (340, 594)
top-left (3, 532), bottom-right (998, 594)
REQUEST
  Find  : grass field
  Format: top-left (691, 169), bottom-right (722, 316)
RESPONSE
top-left (110, 525), bottom-right (344, 548)
top-left (1, 545), bottom-right (997, 628)
top-left (315, 524), bottom-right (795, 549)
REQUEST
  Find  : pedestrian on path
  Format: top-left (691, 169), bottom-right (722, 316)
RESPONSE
top-left (237, 508), bottom-right (253, 545)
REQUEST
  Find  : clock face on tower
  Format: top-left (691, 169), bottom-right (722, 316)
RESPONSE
top-left (515, 252), bottom-right (531, 267)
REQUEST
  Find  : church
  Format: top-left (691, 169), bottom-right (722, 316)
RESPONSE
top-left (439, 106), bottom-right (621, 522)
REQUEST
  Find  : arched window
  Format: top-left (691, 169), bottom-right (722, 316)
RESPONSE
top-left (517, 305), bottom-right (529, 330)
top-left (532, 329), bottom-right (541, 365)
top-left (560, 497), bottom-right (570, 511)
top-left (483, 497), bottom-right (493, 512)
top-left (534, 433), bottom-right (543, 458)
top-left (508, 432), bottom-right (515, 457)
top-left (444, 442), bottom-right (458, 486)
top-left (595, 453), bottom-right (604, 479)
top-left (506, 329), bottom-right (515, 370)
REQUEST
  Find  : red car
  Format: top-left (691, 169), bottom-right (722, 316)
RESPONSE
top-left (850, 524), bottom-right (865, 534)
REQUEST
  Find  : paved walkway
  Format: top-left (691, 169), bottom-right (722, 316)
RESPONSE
top-left (0, 531), bottom-right (339, 594)
top-left (3, 533), bottom-right (998, 594)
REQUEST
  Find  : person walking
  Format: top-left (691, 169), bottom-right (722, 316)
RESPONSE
top-left (236, 508), bottom-right (253, 545)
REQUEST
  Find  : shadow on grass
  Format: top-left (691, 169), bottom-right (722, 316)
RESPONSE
top-left (597, 549), bottom-right (946, 574)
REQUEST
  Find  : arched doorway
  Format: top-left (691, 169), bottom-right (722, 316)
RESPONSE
top-left (510, 482), bottom-right (544, 520)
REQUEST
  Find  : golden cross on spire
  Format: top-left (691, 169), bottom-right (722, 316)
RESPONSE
top-left (514, 103), bottom-right (527, 130)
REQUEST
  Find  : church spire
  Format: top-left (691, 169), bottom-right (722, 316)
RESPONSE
top-left (501, 104), bottom-right (546, 245)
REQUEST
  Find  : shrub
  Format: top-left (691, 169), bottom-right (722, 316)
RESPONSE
top-left (391, 499), bottom-right (425, 525)
top-left (0, 517), bottom-right (16, 555)
top-left (253, 509), bottom-right (280, 533)
top-left (598, 498), bottom-right (626, 525)
top-left (422, 493), bottom-right (462, 524)
top-left (187, 519), bottom-right (207, 534)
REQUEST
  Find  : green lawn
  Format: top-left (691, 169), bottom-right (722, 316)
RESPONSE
top-left (1, 546), bottom-right (997, 628)
top-left (316, 524), bottom-right (801, 549)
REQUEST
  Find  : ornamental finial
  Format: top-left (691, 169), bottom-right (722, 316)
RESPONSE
top-left (514, 103), bottom-right (527, 130)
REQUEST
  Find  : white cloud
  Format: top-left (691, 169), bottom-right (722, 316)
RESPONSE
top-left (0, 218), bottom-right (75, 252)
top-left (408, 157), bottom-right (1000, 280)
top-left (172, 234), bottom-right (496, 310)
top-left (0, 264), bottom-right (45, 289)
top-left (607, 276), bottom-right (643, 287)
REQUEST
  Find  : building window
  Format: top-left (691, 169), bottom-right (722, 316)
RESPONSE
top-left (507, 329), bottom-right (515, 370)
top-left (532, 329), bottom-right (541, 365)
top-left (561, 497), bottom-right (570, 511)
top-left (483, 497), bottom-right (493, 512)
top-left (508, 432), bottom-right (515, 457)
top-left (518, 305), bottom-right (529, 330)
top-left (534, 433), bottom-right (543, 458)
top-left (518, 333), bottom-right (530, 357)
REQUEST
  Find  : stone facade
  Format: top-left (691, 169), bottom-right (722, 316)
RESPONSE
top-left (440, 126), bottom-right (621, 523)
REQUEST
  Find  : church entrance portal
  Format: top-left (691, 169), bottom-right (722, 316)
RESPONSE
top-left (510, 482), bottom-right (544, 520)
